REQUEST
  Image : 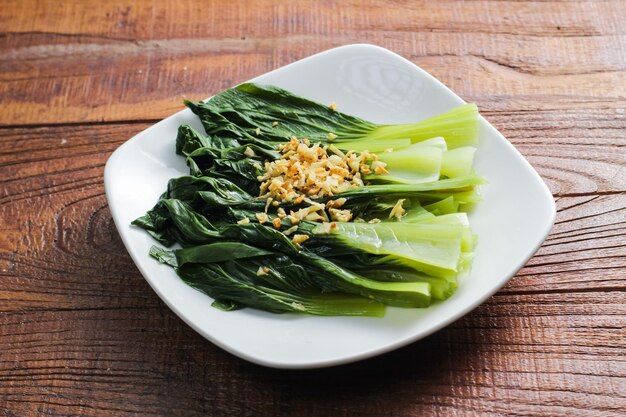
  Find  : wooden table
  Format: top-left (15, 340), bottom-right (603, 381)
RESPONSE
top-left (1, 1), bottom-right (625, 415)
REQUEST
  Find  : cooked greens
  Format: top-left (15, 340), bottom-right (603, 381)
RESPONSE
top-left (133, 83), bottom-right (483, 316)
top-left (185, 83), bottom-right (479, 152)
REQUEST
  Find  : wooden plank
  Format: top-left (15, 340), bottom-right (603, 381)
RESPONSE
top-left (0, 292), bottom-right (623, 417)
top-left (507, 193), bottom-right (626, 294)
top-left (491, 107), bottom-right (626, 195)
top-left (3, 0), bottom-right (624, 39)
top-left (1, 1), bottom-right (625, 125)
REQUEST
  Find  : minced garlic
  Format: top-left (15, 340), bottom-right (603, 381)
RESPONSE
top-left (292, 234), bottom-right (310, 245)
top-left (283, 225), bottom-right (298, 236)
top-left (389, 199), bottom-right (406, 220)
top-left (257, 136), bottom-right (380, 202)
top-left (329, 208), bottom-right (352, 222)
top-left (371, 160), bottom-right (389, 175)
top-left (315, 222), bottom-right (338, 234)
top-left (326, 198), bottom-right (347, 209)
top-left (255, 136), bottom-right (392, 227)
top-left (305, 212), bottom-right (325, 222)
top-left (286, 214), bottom-right (300, 225)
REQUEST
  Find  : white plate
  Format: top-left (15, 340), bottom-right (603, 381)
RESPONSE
top-left (104, 44), bottom-right (555, 369)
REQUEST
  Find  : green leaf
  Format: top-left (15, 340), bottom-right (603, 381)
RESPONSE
top-left (313, 221), bottom-right (463, 273)
top-left (174, 242), bottom-right (273, 266)
top-left (177, 263), bottom-right (385, 316)
top-left (186, 83), bottom-right (479, 150)
top-left (149, 245), bottom-right (178, 267)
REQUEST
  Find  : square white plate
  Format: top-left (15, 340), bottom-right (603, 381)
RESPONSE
top-left (104, 44), bottom-right (555, 369)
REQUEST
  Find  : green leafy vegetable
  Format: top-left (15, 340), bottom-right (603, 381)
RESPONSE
top-left (186, 83), bottom-right (479, 152)
top-left (133, 82), bottom-right (484, 316)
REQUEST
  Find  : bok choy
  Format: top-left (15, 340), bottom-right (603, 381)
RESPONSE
top-left (133, 83), bottom-right (484, 316)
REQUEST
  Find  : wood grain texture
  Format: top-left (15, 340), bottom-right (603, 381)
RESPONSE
top-left (1, 0), bottom-right (625, 416)
top-left (1, 0), bottom-right (625, 125)
top-left (0, 293), bottom-right (624, 417)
